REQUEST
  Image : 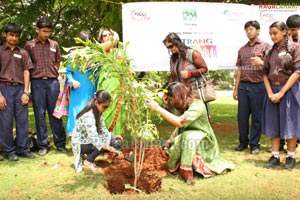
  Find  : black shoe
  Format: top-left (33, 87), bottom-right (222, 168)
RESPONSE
top-left (265, 156), bottom-right (280, 169)
top-left (0, 155), bottom-right (3, 161)
top-left (17, 152), bottom-right (36, 159)
top-left (38, 148), bottom-right (48, 156)
top-left (57, 147), bottom-right (68, 153)
top-left (284, 157), bottom-right (296, 170)
top-left (235, 144), bottom-right (247, 151)
top-left (7, 153), bottom-right (19, 161)
top-left (250, 147), bottom-right (259, 155)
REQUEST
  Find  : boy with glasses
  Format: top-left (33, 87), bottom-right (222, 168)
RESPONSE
top-left (233, 20), bottom-right (271, 154)
top-left (24, 16), bottom-right (67, 156)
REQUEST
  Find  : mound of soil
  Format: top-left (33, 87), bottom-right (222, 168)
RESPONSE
top-left (96, 145), bottom-right (169, 194)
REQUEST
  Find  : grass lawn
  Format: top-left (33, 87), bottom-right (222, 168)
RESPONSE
top-left (1, 96), bottom-right (300, 200)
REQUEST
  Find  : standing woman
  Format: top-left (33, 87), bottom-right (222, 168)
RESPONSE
top-left (97, 28), bottom-right (124, 135)
top-left (263, 21), bottom-right (300, 170)
top-left (65, 31), bottom-right (96, 136)
top-left (65, 30), bottom-right (119, 136)
top-left (162, 33), bottom-right (211, 120)
top-left (71, 90), bottom-right (124, 173)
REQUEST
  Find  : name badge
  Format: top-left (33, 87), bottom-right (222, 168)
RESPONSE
top-left (50, 47), bottom-right (56, 52)
top-left (13, 54), bottom-right (22, 58)
top-left (278, 52), bottom-right (286, 56)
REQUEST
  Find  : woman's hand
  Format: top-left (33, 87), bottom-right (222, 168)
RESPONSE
top-left (269, 91), bottom-right (284, 103)
top-left (180, 70), bottom-right (189, 79)
top-left (71, 80), bottom-right (80, 89)
top-left (115, 151), bottom-right (124, 160)
top-left (165, 137), bottom-right (174, 148)
top-left (115, 135), bottom-right (123, 141)
top-left (146, 98), bottom-right (160, 111)
top-left (110, 30), bottom-right (119, 42)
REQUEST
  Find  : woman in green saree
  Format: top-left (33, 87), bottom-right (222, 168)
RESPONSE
top-left (147, 82), bottom-right (235, 184)
top-left (97, 28), bottom-right (124, 135)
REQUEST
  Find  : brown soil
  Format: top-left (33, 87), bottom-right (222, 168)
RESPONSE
top-left (96, 145), bottom-right (169, 194)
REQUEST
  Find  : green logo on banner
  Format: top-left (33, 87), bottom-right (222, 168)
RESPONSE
top-left (183, 9), bottom-right (197, 21)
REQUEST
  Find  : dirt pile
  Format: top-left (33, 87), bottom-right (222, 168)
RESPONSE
top-left (97, 145), bottom-right (169, 194)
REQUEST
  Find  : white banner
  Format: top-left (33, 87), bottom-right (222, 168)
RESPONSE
top-left (122, 2), bottom-right (300, 71)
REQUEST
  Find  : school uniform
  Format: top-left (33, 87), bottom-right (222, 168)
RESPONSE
top-left (0, 45), bottom-right (33, 156)
top-left (24, 38), bottom-right (66, 151)
top-left (262, 41), bottom-right (300, 139)
top-left (236, 40), bottom-right (271, 151)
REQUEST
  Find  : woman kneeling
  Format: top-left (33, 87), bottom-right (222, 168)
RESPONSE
top-left (72, 90), bottom-right (124, 173)
top-left (147, 82), bottom-right (235, 184)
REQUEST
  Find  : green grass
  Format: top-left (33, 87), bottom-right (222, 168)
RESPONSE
top-left (1, 97), bottom-right (300, 200)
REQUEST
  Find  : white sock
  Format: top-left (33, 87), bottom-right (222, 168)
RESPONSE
top-left (287, 150), bottom-right (295, 158)
top-left (271, 151), bottom-right (280, 158)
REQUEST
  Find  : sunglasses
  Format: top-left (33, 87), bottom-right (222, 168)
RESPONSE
top-left (102, 105), bottom-right (110, 109)
top-left (166, 44), bottom-right (174, 49)
top-left (166, 82), bottom-right (178, 96)
top-left (102, 33), bottom-right (112, 37)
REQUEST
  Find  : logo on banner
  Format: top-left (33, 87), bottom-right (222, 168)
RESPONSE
top-left (259, 12), bottom-right (275, 23)
top-left (183, 9), bottom-right (197, 26)
top-left (223, 9), bottom-right (244, 21)
top-left (131, 9), bottom-right (150, 21)
top-left (183, 9), bottom-right (197, 21)
top-left (259, 3), bottom-right (298, 12)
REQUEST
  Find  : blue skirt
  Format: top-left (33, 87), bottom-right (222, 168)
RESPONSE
top-left (262, 82), bottom-right (300, 139)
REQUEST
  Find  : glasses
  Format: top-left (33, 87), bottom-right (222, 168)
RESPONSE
top-left (166, 82), bottom-right (178, 95)
top-left (102, 105), bottom-right (109, 109)
top-left (166, 44), bottom-right (174, 49)
top-left (102, 33), bottom-right (112, 37)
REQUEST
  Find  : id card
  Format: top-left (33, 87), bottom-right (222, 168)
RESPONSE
top-left (278, 52), bottom-right (286, 56)
top-left (13, 54), bottom-right (22, 58)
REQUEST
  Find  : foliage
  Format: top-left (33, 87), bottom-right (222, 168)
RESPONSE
top-left (0, 0), bottom-right (123, 47)
top-left (64, 38), bottom-right (162, 189)
top-left (64, 38), bottom-right (161, 139)
top-left (206, 69), bottom-right (235, 88)
top-left (0, 0), bottom-right (284, 47)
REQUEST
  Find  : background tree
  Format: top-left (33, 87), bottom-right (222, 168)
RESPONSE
top-left (0, 0), bottom-right (123, 47)
top-left (0, 0), bottom-right (281, 47)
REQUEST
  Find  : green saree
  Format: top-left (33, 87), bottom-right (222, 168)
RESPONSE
top-left (168, 99), bottom-right (235, 180)
top-left (98, 77), bottom-right (124, 136)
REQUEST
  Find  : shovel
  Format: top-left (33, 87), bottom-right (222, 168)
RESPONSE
top-left (123, 151), bottom-right (134, 163)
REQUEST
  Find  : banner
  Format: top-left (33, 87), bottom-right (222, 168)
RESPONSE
top-left (122, 2), bottom-right (300, 71)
